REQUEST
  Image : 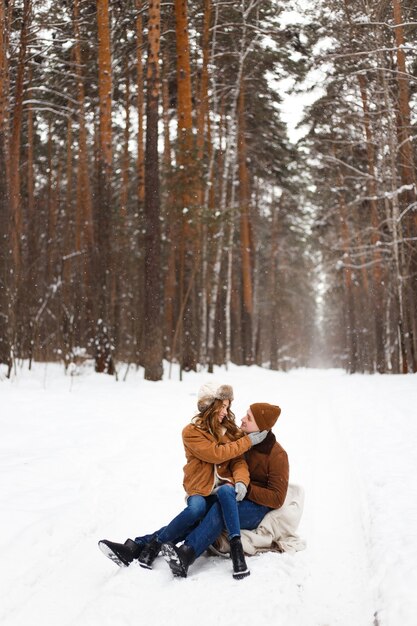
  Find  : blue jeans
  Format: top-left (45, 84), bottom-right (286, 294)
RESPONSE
top-left (134, 494), bottom-right (216, 546)
top-left (215, 484), bottom-right (241, 540)
top-left (185, 498), bottom-right (271, 558)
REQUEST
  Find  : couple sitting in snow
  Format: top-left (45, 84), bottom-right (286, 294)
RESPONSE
top-left (99, 381), bottom-right (304, 580)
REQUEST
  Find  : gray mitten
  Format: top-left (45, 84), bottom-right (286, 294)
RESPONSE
top-left (235, 482), bottom-right (247, 502)
top-left (248, 430), bottom-right (268, 446)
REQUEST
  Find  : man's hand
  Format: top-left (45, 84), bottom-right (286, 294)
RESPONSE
top-left (235, 482), bottom-right (247, 501)
top-left (248, 430), bottom-right (268, 446)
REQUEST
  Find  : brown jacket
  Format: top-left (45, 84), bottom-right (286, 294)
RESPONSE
top-left (245, 431), bottom-right (289, 509)
top-left (182, 423), bottom-right (251, 497)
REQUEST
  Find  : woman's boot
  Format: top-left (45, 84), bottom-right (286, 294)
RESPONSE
top-left (138, 538), bottom-right (162, 569)
top-left (161, 542), bottom-right (196, 578)
top-left (229, 536), bottom-right (250, 580)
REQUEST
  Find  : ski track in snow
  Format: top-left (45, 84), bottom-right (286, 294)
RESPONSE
top-left (1, 364), bottom-right (416, 626)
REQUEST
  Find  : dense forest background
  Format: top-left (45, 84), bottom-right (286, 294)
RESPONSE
top-left (0, 0), bottom-right (416, 379)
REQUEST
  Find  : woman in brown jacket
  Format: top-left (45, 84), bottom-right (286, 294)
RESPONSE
top-left (98, 382), bottom-right (267, 575)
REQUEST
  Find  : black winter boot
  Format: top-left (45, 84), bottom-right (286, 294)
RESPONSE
top-left (98, 538), bottom-right (144, 567)
top-left (161, 542), bottom-right (196, 578)
top-left (229, 536), bottom-right (250, 580)
top-left (138, 538), bottom-right (162, 569)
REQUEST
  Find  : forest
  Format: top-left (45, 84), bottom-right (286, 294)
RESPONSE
top-left (0, 0), bottom-right (416, 379)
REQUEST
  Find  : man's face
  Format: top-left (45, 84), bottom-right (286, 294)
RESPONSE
top-left (240, 408), bottom-right (259, 433)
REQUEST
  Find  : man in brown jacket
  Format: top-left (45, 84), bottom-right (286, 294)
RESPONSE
top-left (161, 402), bottom-right (289, 578)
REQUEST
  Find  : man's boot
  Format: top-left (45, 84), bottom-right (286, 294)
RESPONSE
top-left (98, 538), bottom-right (144, 567)
top-left (229, 536), bottom-right (250, 580)
top-left (138, 538), bottom-right (162, 569)
top-left (161, 542), bottom-right (196, 578)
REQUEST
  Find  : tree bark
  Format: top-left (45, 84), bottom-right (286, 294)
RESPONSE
top-left (9, 0), bottom-right (31, 278)
top-left (392, 0), bottom-right (416, 204)
top-left (72, 0), bottom-right (96, 362)
top-left (392, 0), bottom-right (417, 371)
top-left (0, 0), bottom-right (11, 370)
top-left (136, 0), bottom-right (145, 209)
top-left (95, 0), bottom-right (114, 374)
top-left (161, 49), bottom-right (176, 356)
top-left (74, 0), bottom-right (94, 253)
top-left (143, 0), bottom-right (163, 380)
top-left (357, 73), bottom-right (385, 373)
top-left (197, 0), bottom-right (214, 366)
top-left (174, 0), bottom-right (197, 371)
top-left (237, 83), bottom-right (254, 362)
top-left (333, 146), bottom-right (358, 373)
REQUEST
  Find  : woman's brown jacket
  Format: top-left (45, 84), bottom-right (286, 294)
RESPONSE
top-left (182, 423), bottom-right (251, 497)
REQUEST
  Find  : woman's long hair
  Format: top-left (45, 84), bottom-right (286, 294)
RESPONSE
top-left (192, 399), bottom-right (244, 442)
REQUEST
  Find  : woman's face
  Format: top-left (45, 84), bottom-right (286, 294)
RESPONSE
top-left (240, 408), bottom-right (259, 433)
top-left (217, 399), bottom-right (230, 422)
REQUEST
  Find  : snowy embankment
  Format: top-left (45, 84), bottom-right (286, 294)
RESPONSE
top-left (1, 362), bottom-right (416, 626)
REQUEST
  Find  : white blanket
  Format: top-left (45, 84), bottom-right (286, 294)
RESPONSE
top-left (209, 483), bottom-right (306, 556)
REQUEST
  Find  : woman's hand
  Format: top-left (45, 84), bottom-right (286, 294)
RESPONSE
top-left (248, 430), bottom-right (268, 446)
top-left (235, 482), bottom-right (247, 501)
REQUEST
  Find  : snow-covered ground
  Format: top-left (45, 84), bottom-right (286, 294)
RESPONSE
top-left (1, 362), bottom-right (416, 626)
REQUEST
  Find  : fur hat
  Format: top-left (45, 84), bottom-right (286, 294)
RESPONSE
top-left (197, 381), bottom-right (234, 412)
top-left (250, 403), bottom-right (281, 431)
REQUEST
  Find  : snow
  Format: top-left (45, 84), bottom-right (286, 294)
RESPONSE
top-left (1, 362), bottom-right (416, 626)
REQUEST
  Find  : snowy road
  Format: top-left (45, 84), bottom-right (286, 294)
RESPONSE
top-left (1, 364), bottom-right (416, 626)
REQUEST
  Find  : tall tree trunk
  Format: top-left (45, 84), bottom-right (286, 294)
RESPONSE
top-left (134, 0), bottom-right (145, 363)
top-left (119, 56), bottom-right (130, 216)
top-left (136, 0), bottom-right (145, 210)
top-left (225, 148), bottom-right (240, 366)
top-left (268, 198), bottom-right (280, 370)
top-left (392, 0), bottom-right (417, 371)
top-left (161, 49), bottom-right (176, 357)
top-left (61, 116), bottom-right (75, 368)
top-left (0, 129), bottom-right (11, 370)
top-left (95, 0), bottom-right (114, 374)
top-left (73, 0), bottom-right (95, 357)
top-left (142, 0), bottom-right (163, 380)
top-left (357, 73), bottom-right (385, 373)
top-left (339, 214), bottom-right (358, 375)
top-left (9, 0), bottom-right (32, 358)
top-left (113, 53), bottom-right (131, 358)
top-left (237, 83), bottom-right (253, 362)
top-left (198, 0), bottom-right (216, 366)
top-left (161, 49), bottom-right (172, 174)
top-left (0, 0), bottom-right (11, 371)
top-left (45, 119), bottom-right (54, 287)
top-left (333, 148), bottom-right (358, 373)
top-left (174, 0), bottom-right (197, 372)
top-left (8, 0), bottom-right (31, 364)
top-left (206, 107), bottom-right (233, 372)
top-left (380, 66), bottom-right (410, 372)
top-left (74, 0), bottom-right (94, 254)
top-left (25, 82), bottom-right (37, 366)
top-left (9, 0), bottom-right (31, 279)
top-left (392, 0), bottom-right (416, 204)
